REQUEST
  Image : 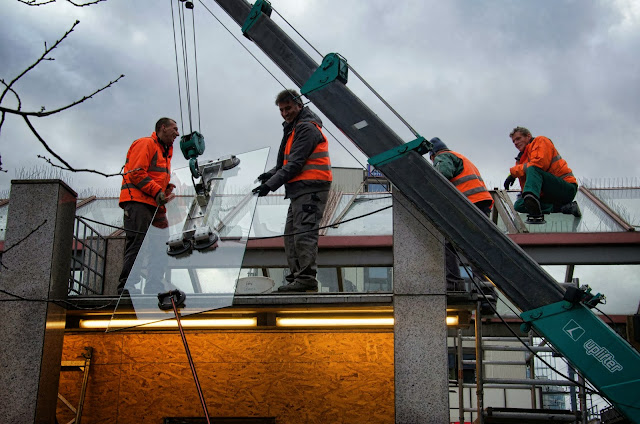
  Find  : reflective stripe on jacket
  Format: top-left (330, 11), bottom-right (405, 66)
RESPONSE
top-left (510, 136), bottom-right (576, 188)
top-left (119, 132), bottom-right (173, 208)
top-left (283, 122), bottom-right (332, 183)
top-left (437, 150), bottom-right (493, 207)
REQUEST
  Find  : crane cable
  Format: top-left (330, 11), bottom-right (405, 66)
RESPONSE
top-left (170, 0), bottom-right (202, 135)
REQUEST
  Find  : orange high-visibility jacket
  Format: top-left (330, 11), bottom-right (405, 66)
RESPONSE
top-left (436, 150), bottom-right (493, 206)
top-left (119, 132), bottom-right (173, 208)
top-left (510, 136), bottom-right (576, 188)
top-left (283, 122), bottom-right (332, 183)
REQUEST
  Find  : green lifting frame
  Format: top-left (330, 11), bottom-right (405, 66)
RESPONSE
top-left (367, 136), bottom-right (432, 168)
top-left (241, 0), bottom-right (272, 38)
top-left (180, 131), bottom-right (206, 178)
top-left (521, 301), bottom-right (640, 420)
top-left (300, 53), bottom-right (348, 96)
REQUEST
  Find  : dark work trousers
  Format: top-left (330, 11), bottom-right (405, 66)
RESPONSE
top-left (514, 166), bottom-right (577, 214)
top-left (283, 191), bottom-right (329, 288)
top-left (445, 200), bottom-right (492, 290)
top-left (118, 201), bottom-right (156, 292)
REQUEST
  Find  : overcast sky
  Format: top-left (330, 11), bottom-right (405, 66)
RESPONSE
top-left (2, 0), bottom-right (639, 194)
top-left (1, 1), bottom-right (639, 313)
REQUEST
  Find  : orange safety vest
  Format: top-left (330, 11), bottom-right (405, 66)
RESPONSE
top-left (437, 150), bottom-right (493, 207)
top-left (119, 132), bottom-right (172, 208)
top-left (283, 122), bottom-right (332, 183)
top-left (510, 136), bottom-right (576, 188)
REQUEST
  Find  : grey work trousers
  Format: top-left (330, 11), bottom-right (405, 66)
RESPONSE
top-left (118, 202), bottom-right (167, 293)
top-left (445, 200), bottom-right (492, 290)
top-left (284, 191), bottom-right (329, 288)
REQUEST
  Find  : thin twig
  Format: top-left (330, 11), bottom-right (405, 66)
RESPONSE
top-left (37, 155), bottom-right (129, 178)
top-left (0, 79), bottom-right (23, 111)
top-left (0, 20), bottom-right (80, 105)
top-left (17, 0), bottom-right (106, 6)
top-left (0, 75), bottom-right (124, 118)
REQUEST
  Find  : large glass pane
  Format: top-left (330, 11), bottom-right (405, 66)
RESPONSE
top-left (507, 191), bottom-right (625, 232)
top-left (326, 193), bottom-right (392, 236)
top-left (248, 195), bottom-right (289, 237)
top-left (589, 188), bottom-right (640, 230)
top-left (76, 198), bottom-right (123, 236)
top-left (108, 147), bottom-right (269, 331)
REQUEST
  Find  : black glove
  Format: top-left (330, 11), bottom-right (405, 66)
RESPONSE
top-left (155, 191), bottom-right (167, 206)
top-left (252, 184), bottom-right (270, 197)
top-left (503, 175), bottom-right (516, 190)
top-left (257, 172), bottom-right (271, 184)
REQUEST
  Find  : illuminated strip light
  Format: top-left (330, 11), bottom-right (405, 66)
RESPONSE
top-left (277, 317), bottom-right (460, 327)
top-left (276, 317), bottom-right (394, 327)
top-left (79, 318), bottom-right (257, 329)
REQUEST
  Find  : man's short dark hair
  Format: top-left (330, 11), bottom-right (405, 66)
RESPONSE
top-left (275, 89), bottom-right (303, 106)
top-left (155, 118), bottom-right (176, 134)
top-left (510, 126), bottom-right (531, 138)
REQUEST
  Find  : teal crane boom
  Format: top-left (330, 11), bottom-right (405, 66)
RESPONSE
top-left (212, 0), bottom-right (640, 420)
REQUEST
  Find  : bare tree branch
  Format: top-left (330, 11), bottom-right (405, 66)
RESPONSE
top-left (17, 0), bottom-right (106, 6)
top-left (0, 20), bottom-right (80, 105)
top-left (0, 75), bottom-right (124, 118)
top-left (0, 79), bottom-right (23, 139)
top-left (0, 19), bottom-right (123, 177)
top-left (37, 155), bottom-right (128, 178)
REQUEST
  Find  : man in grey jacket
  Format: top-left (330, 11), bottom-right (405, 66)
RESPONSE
top-left (253, 89), bottom-right (332, 292)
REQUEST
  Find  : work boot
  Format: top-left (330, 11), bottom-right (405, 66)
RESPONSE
top-left (276, 281), bottom-right (318, 293)
top-left (523, 193), bottom-right (542, 217)
top-left (560, 201), bottom-right (582, 217)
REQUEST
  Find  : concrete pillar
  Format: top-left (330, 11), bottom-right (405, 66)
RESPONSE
top-left (393, 192), bottom-right (449, 423)
top-left (0, 179), bottom-right (77, 424)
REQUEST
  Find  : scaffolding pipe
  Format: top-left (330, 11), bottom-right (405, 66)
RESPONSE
top-left (457, 328), bottom-right (464, 424)
top-left (475, 301), bottom-right (484, 424)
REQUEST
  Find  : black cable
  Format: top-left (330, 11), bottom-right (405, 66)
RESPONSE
top-left (75, 203), bottom-right (391, 240)
top-left (197, 0), bottom-right (287, 92)
top-left (0, 288), bottom-right (116, 310)
top-left (250, 204), bottom-right (391, 240)
top-left (178, 1), bottom-right (193, 133)
top-left (170, 0), bottom-right (185, 135)
top-left (190, 5), bottom-right (202, 132)
top-left (76, 215), bottom-right (146, 235)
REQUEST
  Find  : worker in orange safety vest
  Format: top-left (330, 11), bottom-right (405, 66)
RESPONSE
top-left (428, 137), bottom-right (494, 291)
top-left (504, 126), bottom-right (580, 218)
top-left (117, 117), bottom-right (179, 295)
top-left (253, 89), bottom-right (332, 293)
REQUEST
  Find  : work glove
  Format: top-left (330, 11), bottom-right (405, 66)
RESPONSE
top-left (152, 209), bottom-right (169, 229)
top-left (155, 191), bottom-right (167, 206)
top-left (164, 183), bottom-right (176, 203)
top-left (257, 172), bottom-right (272, 184)
top-left (252, 184), bottom-right (270, 197)
top-left (503, 175), bottom-right (516, 190)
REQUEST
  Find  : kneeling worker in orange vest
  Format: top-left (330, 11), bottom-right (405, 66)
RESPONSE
top-left (428, 137), bottom-right (493, 289)
top-left (253, 89), bottom-right (332, 293)
top-left (504, 126), bottom-right (580, 218)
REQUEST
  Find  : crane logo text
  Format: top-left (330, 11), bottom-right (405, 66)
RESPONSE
top-left (584, 339), bottom-right (623, 373)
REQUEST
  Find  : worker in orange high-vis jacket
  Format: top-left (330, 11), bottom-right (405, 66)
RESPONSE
top-left (253, 89), bottom-right (332, 293)
top-left (504, 126), bottom-right (580, 218)
top-left (428, 137), bottom-right (494, 290)
top-left (117, 117), bottom-right (179, 295)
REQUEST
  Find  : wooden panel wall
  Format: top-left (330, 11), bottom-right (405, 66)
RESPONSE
top-left (58, 331), bottom-right (394, 424)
